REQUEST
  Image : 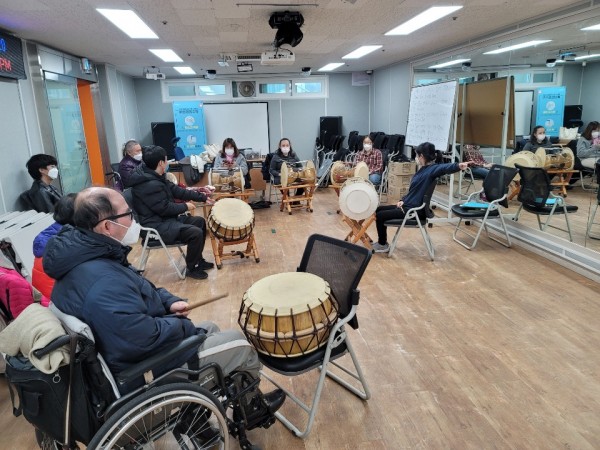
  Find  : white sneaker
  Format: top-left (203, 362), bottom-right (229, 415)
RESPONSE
top-left (372, 242), bottom-right (389, 253)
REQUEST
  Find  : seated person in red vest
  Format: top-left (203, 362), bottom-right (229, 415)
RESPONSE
top-left (31, 193), bottom-right (76, 298)
top-left (23, 154), bottom-right (62, 213)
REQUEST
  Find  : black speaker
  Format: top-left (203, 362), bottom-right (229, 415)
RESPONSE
top-left (563, 105), bottom-right (583, 128)
top-left (151, 122), bottom-right (176, 160)
top-left (319, 116), bottom-right (342, 148)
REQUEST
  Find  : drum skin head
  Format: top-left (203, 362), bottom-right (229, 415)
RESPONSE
top-left (209, 197), bottom-right (253, 228)
top-left (354, 161), bottom-right (369, 180)
top-left (504, 151), bottom-right (539, 181)
top-left (339, 177), bottom-right (378, 220)
top-left (243, 272), bottom-right (330, 315)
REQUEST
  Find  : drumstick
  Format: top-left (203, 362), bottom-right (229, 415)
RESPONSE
top-left (184, 292), bottom-right (229, 311)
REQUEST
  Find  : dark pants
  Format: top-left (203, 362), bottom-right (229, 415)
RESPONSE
top-left (178, 215), bottom-right (207, 269)
top-left (375, 205), bottom-right (406, 245)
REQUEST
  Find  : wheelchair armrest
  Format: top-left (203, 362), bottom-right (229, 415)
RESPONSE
top-left (116, 334), bottom-right (206, 386)
top-left (32, 335), bottom-right (72, 358)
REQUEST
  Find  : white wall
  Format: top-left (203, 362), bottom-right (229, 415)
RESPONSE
top-left (371, 62), bottom-right (412, 135)
top-left (580, 62), bottom-right (600, 125)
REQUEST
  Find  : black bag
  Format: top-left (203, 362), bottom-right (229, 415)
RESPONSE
top-left (181, 163), bottom-right (201, 185)
top-left (5, 338), bottom-right (115, 445)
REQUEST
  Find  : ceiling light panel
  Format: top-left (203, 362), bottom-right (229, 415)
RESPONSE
top-left (174, 66), bottom-right (196, 75)
top-left (574, 54), bottom-right (600, 60)
top-left (318, 63), bottom-right (345, 72)
top-left (581, 23), bottom-right (600, 31)
top-left (96, 9), bottom-right (158, 39)
top-left (484, 40), bottom-right (552, 54)
top-left (343, 45), bottom-right (382, 59)
top-left (429, 58), bottom-right (471, 69)
top-left (149, 49), bottom-right (183, 62)
top-left (385, 6), bottom-right (463, 36)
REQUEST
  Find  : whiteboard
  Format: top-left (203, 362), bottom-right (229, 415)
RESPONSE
top-left (204, 103), bottom-right (270, 155)
top-left (405, 81), bottom-right (458, 151)
top-left (514, 90), bottom-right (533, 137)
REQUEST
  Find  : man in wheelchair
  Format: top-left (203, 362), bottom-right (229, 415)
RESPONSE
top-left (40, 186), bottom-right (285, 449)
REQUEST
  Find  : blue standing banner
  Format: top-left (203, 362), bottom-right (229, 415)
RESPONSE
top-left (535, 87), bottom-right (566, 137)
top-left (172, 101), bottom-right (207, 156)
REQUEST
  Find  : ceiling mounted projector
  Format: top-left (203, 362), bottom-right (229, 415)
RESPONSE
top-left (546, 58), bottom-right (557, 68)
top-left (269, 11), bottom-right (304, 48)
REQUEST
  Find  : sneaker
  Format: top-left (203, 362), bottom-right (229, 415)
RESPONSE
top-left (196, 260), bottom-right (215, 270)
top-left (187, 267), bottom-right (208, 280)
top-left (372, 242), bottom-right (390, 253)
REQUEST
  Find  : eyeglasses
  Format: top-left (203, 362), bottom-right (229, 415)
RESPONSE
top-left (95, 210), bottom-right (133, 226)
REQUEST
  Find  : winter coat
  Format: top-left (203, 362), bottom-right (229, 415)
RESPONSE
top-left (22, 180), bottom-right (62, 213)
top-left (118, 154), bottom-right (142, 188)
top-left (31, 222), bottom-right (63, 298)
top-left (43, 226), bottom-right (198, 377)
top-left (0, 267), bottom-right (50, 321)
top-left (128, 164), bottom-right (206, 243)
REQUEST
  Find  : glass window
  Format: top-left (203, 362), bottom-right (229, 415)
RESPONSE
top-left (294, 81), bottom-right (322, 94)
top-left (417, 78), bottom-right (442, 86)
top-left (513, 73), bottom-right (532, 84)
top-left (532, 72), bottom-right (554, 83)
top-left (198, 84), bottom-right (227, 96)
top-left (167, 84), bottom-right (196, 97)
top-left (259, 83), bottom-right (287, 94)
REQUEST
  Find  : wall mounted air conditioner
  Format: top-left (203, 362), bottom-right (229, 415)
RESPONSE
top-left (261, 50), bottom-right (295, 65)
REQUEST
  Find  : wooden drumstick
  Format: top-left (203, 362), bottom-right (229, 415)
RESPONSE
top-left (184, 292), bottom-right (229, 311)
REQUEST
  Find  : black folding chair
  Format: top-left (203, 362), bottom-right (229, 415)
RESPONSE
top-left (254, 234), bottom-right (371, 438)
top-left (514, 164), bottom-right (578, 242)
top-left (451, 165), bottom-right (518, 250)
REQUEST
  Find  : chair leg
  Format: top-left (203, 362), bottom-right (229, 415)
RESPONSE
top-left (417, 222), bottom-right (435, 260)
top-left (587, 202), bottom-right (600, 239)
top-left (486, 213), bottom-right (512, 248)
top-left (259, 336), bottom-right (369, 439)
top-left (386, 225), bottom-right (403, 258)
top-left (563, 205), bottom-right (573, 242)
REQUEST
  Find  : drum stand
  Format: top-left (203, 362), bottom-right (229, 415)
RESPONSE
top-left (342, 213), bottom-right (375, 250)
top-left (208, 232), bottom-right (260, 269)
top-left (279, 183), bottom-right (315, 215)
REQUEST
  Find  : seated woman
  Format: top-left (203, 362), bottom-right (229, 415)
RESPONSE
top-left (577, 121), bottom-right (600, 169)
top-left (31, 193), bottom-right (76, 298)
top-left (463, 144), bottom-right (492, 179)
top-left (269, 138), bottom-right (304, 196)
top-left (372, 142), bottom-right (471, 253)
top-left (355, 136), bottom-right (383, 185)
top-left (23, 154), bottom-right (62, 213)
top-left (213, 138), bottom-right (250, 188)
top-left (118, 139), bottom-right (143, 188)
top-left (522, 126), bottom-right (553, 152)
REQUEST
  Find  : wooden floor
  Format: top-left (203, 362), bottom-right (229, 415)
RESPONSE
top-left (1, 188), bottom-right (600, 449)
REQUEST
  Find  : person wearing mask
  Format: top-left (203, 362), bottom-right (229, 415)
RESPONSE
top-left (31, 193), bottom-right (76, 298)
top-left (523, 126), bottom-right (553, 152)
top-left (213, 138), bottom-right (249, 176)
top-left (22, 154), bottom-right (62, 213)
top-left (576, 121), bottom-right (600, 169)
top-left (269, 138), bottom-right (304, 196)
top-left (355, 136), bottom-right (383, 185)
top-left (128, 145), bottom-right (214, 280)
top-left (372, 142), bottom-right (471, 253)
top-left (118, 139), bottom-right (143, 188)
top-left (43, 186), bottom-right (285, 426)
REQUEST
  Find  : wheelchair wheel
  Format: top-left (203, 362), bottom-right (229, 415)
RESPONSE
top-left (88, 383), bottom-right (229, 450)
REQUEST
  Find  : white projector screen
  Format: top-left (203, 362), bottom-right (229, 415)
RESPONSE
top-left (204, 103), bottom-right (270, 155)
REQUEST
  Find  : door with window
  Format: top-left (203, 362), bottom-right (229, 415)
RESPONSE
top-left (44, 72), bottom-right (91, 194)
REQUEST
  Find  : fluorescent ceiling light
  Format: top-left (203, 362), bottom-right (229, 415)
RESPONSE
top-left (575, 53), bottom-right (600, 60)
top-left (174, 66), bottom-right (196, 75)
top-left (342, 45), bottom-right (382, 59)
top-left (385, 6), bottom-right (463, 36)
top-left (149, 49), bottom-right (183, 62)
top-left (96, 9), bottom-right (158, 39)
top-left (318, 63), bottom-right (345, 72)
top-left (429, 58), bottom-right (471, 69)
top-left (581, 23), bottom-right (600, 31)
top-left (484, 40), bottom-right (551, 55)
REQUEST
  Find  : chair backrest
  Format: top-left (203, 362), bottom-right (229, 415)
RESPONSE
top-left (515, 164), bottom-right (551, 207)
top-left (111, 163), bottom-right (120, 173)
top-left (373, 133), bottom-right (387, 150)
top-left (297, 234), bottom-right (371, 329)
top-left (347, 133), bottom-right (359, 152)
top-left (356, 135), bottom-right (365, 151)
top-left (482, 165), bottom-right (518, 207)
top-left (422, 177), bottom-right (439, 219)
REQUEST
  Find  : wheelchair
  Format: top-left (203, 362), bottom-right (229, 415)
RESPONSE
top-left (5, 309), bottom-right (274, 450)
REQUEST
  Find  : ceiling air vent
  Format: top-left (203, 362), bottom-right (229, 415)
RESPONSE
top-left (236, 54), bottom-right (262, 62)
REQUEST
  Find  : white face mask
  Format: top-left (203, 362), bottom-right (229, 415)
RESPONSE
top-left (110, 219), bottom-right (141, 246)
top-left (363, 144), bottom-right (372, 151)
top-left (225, 148), bottom-right (235, 156)
top-left (536, 134), bottom-right (546, 142)
top-left (592, 131), bottom-right (599, 139)
top-left (48, 167), bottom-right (59, 179)
top-left (133, 153), bottom-right (143, 161)
top-left (281, 146), bottom-right (290, 154)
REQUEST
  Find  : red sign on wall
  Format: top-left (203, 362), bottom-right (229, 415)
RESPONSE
top-left (0, 32), bottom-right (26, 80)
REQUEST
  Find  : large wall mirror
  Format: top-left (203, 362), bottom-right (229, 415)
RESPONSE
top-left (410, 5), bottom-right (600, 261)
